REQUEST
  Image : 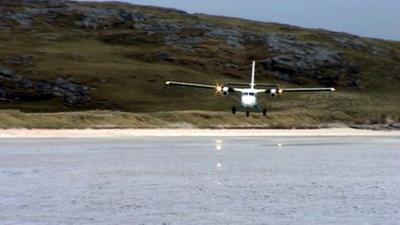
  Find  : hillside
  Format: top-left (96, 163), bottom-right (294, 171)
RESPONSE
top-left (0, 0), bottom-right (399, 128)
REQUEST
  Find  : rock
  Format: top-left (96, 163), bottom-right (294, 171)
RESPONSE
top-left (271, 72), bottom-right (293, 83)
top-left (0, 66), bottom-right (91, 106)
top-left (321, 31), bottom-right (390, 56)
top-left (192, 22), bottom-right (215, 31)
top-left (134, 21), bottom-right (183, 34)
top-left (262, 56), bottom-right (298, 74)
top-left (349, 79), bottom-right (362, 88)
top-left (118, 9), bottom-right (148, 22)
top-left (2, 5), bottom-right (72, 27)
top-left (164, 34), bottom-right (204, 53)
top-left (262, 33), bottom-right (344, 67)
top-left (5, 55), bottom-right (34, 67)
top-left (34, 81), bottom-right (51, 92)
top-left (205, 26), bottom-right (263, 48)
top-left (52, 77), bottom-right (91, 106)
top-left (76, 8), bottom-right (149, 29)
top-left (207, 28), bottom-right (245, 48)
top-left (0, 66), bottom-right (15, 78)
top-left (260, 33), bottom-right (351, 84)
top-left (263, 34), bottom-right (297, 52)
top-left (21, 79), bottom-right (34, 89)
top-left (157, 51), bottom-right (175, 61)
top-left (2, 1), bottom-right (149, 30)
top-left (8, 12), bottom-right (32, 27)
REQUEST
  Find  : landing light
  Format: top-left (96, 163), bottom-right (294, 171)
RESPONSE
top-left (215, 83), bottom-right (224, 94)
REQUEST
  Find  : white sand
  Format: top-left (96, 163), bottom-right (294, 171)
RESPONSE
top-left (0, 128), bottom-right (399, 138)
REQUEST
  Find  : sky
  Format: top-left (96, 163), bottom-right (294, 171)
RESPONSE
top-left (85, 0), bottom-right (400, 40)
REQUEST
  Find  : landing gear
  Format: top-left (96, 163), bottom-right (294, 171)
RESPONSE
top-left (246, 111), bottom-right (250, 117)
top-left (231, 106), bottom-right (237, 114)
top-left (262, 109), bottom-right (267, 116)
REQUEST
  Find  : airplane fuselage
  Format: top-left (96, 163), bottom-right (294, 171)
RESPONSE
top-left (240, 89), bottom-right (257, 108)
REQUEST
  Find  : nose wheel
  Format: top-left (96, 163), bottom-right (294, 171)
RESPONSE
top-left (262, 109), bottom-right (267, 116)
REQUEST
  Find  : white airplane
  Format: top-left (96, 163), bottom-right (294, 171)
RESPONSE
top-left (165, 61), bottom-right (335, 117)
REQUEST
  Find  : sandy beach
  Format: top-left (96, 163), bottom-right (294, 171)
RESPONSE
top-left (1, 136), bottom-right (399, 225)
top-left (0, 128), bottom-right (399, 138)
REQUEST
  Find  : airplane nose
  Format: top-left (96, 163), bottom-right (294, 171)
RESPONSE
top-left (241, 96), bottom-right (256, 107)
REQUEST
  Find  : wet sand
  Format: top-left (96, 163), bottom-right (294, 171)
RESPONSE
top-left (0, 137), bottom-right (399, 225)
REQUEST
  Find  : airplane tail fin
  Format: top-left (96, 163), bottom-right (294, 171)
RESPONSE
top-left (250, 60), bottom-right (256, 89)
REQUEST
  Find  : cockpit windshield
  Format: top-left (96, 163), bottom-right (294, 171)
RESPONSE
top-left (243, 92), bottom-right (255, 96)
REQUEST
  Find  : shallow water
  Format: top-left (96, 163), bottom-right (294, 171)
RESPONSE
top-left (0, 137), bottom-right (399, 225)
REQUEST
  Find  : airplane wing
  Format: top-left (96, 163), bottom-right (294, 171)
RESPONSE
top-left (165, 81), bottom-right (216, 89)
top-left (165, 81), bottom-right (238, 94)
top-left (281, 87), bottom-right (335, 93)
top-left (264, 87), bottom-right (335, 96)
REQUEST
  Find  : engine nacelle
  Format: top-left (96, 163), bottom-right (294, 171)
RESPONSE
top-left (223, 87), bottom-right (230, 96)
top-left (269, 89), bottom-right (277, 97)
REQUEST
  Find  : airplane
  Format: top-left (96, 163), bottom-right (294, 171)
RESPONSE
top-left (165, 61), bottom-right (335, 117)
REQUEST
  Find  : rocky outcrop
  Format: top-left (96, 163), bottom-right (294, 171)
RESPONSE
top-left (134, 21), bottom-right (183, 34)
top-left (0, 66), bottom-right (91, 106)
top-left (76, 8), bottom-right (149, 30)
top-left (206, 28), bottom-right (245, 48)
top-left (164, 34), bottom-right (204, 53)
top-left (0, 2), bottom-right (71, 27)
top-left (1, 2), bottom-right (149, 29)
top-left (5, 55), bottom-right (34, 67)
top-left (259, 34), bottom-right (360, 86)
top-left (321, 31), bottom-right (391, 56)
top-left (206, 27), bottom-right (261, 49)
top-left (157, 51), bottom-right (176, 61)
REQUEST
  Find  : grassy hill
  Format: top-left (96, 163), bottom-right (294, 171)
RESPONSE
top-left (0, 0), bottom-right (399, 128)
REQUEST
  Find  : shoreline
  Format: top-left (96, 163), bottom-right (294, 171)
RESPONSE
top-left (0, 128), bottom-right (399, 138)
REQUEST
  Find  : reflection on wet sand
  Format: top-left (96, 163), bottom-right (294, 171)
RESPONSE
top-left (0, 137), bottom-right (399, 225)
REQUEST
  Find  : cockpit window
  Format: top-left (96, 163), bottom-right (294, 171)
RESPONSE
top-left (243, 92), bottom-right (255, 96)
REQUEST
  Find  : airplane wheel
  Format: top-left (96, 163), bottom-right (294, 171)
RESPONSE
top-left (231, 107), bottom-right (237, 114)
top-left (246, 111), bottom-right (250, 117)
top-left (262, 109), bottom-right (267, 116)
